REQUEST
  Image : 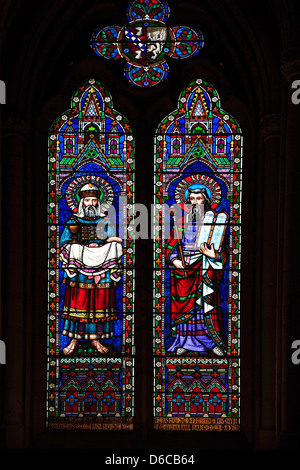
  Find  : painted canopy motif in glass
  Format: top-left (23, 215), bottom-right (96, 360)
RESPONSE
top-left (91, 0), bottom-right (204, 87)
top-left (153, 78), bottom-right (242, 431)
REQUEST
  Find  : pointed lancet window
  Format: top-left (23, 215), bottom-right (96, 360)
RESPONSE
top-left (47, 79), bottom-right (135, 430)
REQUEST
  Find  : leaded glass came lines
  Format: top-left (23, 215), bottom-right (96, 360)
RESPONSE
top-left (153, 78), bottom-right (242, 431)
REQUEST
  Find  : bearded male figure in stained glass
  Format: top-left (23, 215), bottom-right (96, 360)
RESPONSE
top-left (47, 79), bottom-right (135, 429)
top-left (59, 181), bottom-right (123, 355)
top-left (166, 186), bottom-right (228, 356)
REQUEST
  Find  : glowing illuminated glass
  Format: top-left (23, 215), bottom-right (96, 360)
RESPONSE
top-left (153, 78), bottom-right (242, 431)
top-left (47, 79), bottom-right (135, 431)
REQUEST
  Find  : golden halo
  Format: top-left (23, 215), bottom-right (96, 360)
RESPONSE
top-left (174, 174), bottom-right (222, 209)
top-left (65, 175), bottom-right (114, 212)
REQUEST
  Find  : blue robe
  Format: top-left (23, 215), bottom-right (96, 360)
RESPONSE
top-left (60, 215), bottom-right (117, 341)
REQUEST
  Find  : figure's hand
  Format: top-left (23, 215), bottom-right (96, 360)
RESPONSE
top-left (172, 259), bottom-right (185, 269)
top-left (200, 242), bottom-right (216, 259)
top-left (106, 236), bottom-right (122, 243)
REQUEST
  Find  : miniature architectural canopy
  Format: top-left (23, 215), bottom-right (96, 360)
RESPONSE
top-left (47, 79), bottom-right (135, 430)
top-left (153, 78), bottom-right (242, 431)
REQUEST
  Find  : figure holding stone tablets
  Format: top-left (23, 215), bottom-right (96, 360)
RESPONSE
top-left (166, 184), bottom-right (228, 356)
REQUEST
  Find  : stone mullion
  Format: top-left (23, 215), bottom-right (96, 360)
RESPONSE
top-left (2, 116), bottom-right (28, 448)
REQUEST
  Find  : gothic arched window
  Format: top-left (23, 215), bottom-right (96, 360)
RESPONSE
top-left (47, 79), bottom-right (135, 431)
top-left (154, 78), bottom-right (242, 431)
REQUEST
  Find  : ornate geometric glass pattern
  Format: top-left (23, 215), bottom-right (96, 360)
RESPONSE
top-left (153, 78), bottom-right (242, 431)
top-left (47, 79), bottom-right (135, 430)
top-left (91, 0), bottom-right (204, 87)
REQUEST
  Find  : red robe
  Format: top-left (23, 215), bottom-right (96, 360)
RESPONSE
top-left (165, 217), bottom-right (228, 350)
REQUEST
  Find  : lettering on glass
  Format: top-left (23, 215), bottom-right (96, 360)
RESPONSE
top-left (47, 79), bottom-right (135, 430)
top-left (154, 78), bottom-right (242, 431)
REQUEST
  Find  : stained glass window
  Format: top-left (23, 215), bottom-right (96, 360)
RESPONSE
top-left (47, 79), bottom-right (135, 431)
top-left (90, 0), bottom-right (204, 87)
top-left (153, 78), bottom-right (242, 431)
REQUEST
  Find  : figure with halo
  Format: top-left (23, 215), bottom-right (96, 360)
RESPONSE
top-left (59, 180), bottom-right (123, 355)
top-left (166, 180), bottom-right (229, 356)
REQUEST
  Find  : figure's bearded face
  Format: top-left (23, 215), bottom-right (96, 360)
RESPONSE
top-left (83, 197), bottom-right (98, 217)
top-left (189, 192), bottom-right (205, 206)
top-left (186, 192), bottom-right (205, 224)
